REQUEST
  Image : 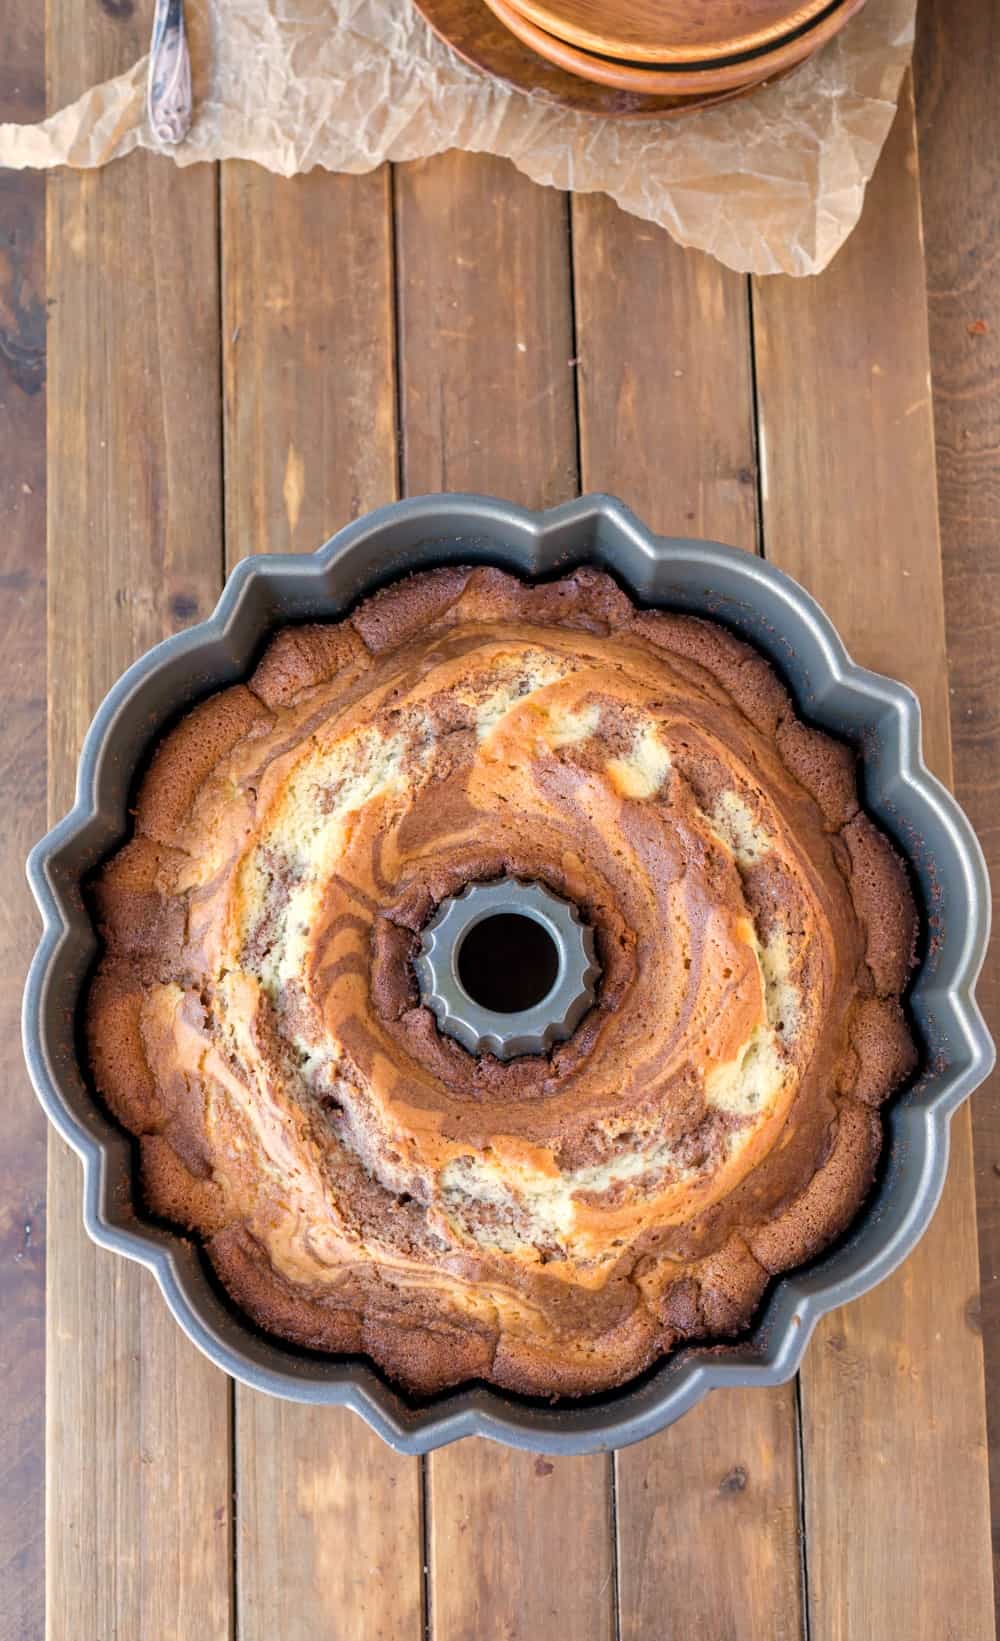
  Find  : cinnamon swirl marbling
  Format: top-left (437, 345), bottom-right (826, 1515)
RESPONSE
top-left (86, 567), bottom-right (918, 1396)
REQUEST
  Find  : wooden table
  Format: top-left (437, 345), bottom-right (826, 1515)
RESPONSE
top-left (2, 1), bottom-right (998, 1635)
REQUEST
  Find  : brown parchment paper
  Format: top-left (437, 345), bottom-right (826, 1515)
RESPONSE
top-left (0, 0), bottom-right (914, 275)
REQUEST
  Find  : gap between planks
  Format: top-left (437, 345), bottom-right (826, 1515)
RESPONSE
top-left (571, 186), bottom-right (806, 1641)
top-left (44, 9), bottom-right (236, 1631)
top-left (750, 78), bottom-right (995, 1641)
top-left (45, 153), bottom-right (234, 1641)
top-left (915, 0), bottom-right (1000, 1620)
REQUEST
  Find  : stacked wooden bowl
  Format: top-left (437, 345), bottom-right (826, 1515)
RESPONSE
top-left (415, 0), bottom-right (866, 117)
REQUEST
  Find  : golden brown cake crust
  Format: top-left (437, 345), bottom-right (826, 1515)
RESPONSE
top-left (85, 568), bottom-right (918, 1397)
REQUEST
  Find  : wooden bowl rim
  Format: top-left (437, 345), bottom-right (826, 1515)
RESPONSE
top-left (411, 0), bottom-right (777, 118)
top-left (481, 0), bottom-right (863, 95)
top-left (507, 0), bottom-right (839, 66)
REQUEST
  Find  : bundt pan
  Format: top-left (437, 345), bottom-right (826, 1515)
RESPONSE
top-left (23, 494), bottom-right (993, 1455)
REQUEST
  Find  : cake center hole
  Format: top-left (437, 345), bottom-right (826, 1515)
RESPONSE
top-left (457, 914), bottom-right (560, 1014)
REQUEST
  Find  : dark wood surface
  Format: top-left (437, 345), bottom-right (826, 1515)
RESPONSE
top-left (0, 6), bottom-right (45, 1639)
top-left (1, 2), bottom-right (998, 1634)
top-left (752, 82), bottom-right (993, 1639)
top-left (221, 162), bottom-right (424, 1641)
top-left (571, 194), bottom-right (806, 1640)
top-left (44, 4), bottom-right (233, 1638)
top-left (915, 0), bottom-right (1000, 1606)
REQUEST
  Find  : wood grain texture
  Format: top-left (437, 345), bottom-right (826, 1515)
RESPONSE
top-left (572, 191), bottom-right (805, 1641)
top-left (914, 0), bottom-right (1000, 1614)
top-left (46, 157), bottom-right (232, 1641)
top-left (236, 1394), bottom-right (422, 1641)
top-left (45, 6), bottom-right (232, 1636)
top-left (222, 164), bottom-right (398, 557)
top-left (220, 159), bottom-right (423, 1641)
top-left (0, 3), bottom-right (46, 1635)
top-left (429, 1447), bottom-right (614, 1641)
top-left (395, 153), bottom-right (578, 508)
top-left (752, 82), bottom-right (996, 1641)
top-left (572, 194), bottom-right (758, 544)
top-left (615, 1391), bottom-right (804, 1641)
top-left (395, 151), bottom-right (615, 1641)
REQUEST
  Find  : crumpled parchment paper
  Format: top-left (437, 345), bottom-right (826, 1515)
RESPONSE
top-left (0, 0), bottom-right (915, 275)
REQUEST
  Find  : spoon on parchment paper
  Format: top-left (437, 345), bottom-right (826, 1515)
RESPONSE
top-left (147, 0), bottom-right (193, 145)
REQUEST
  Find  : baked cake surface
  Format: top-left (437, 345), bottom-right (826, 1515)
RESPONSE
top-left (86, 567), bottom-right (918, 1396)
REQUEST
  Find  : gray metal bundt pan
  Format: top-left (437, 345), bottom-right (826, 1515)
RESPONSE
top-left (23, 493), bottom-right (994, 1455)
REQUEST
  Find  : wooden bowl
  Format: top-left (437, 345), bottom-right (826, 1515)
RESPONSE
top-left (505, 0), bottom-right (838, 66)
top-left (482, 0), bottom-right (863, 94)
top-left (412, 0), bottom-right (779, 118)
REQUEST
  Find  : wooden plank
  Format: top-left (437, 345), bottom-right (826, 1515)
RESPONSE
top-left (573, 198), bottom-right (758, 546)
top-left (428, 1446), bottom-right (614, 1640)
top-left (220, 161), bottom-right (424, 1641)
top-left (222, 165), bottom-right (399, 557)
top-left (45, 4), bottom-right (232, 1634)
top-left (236, 1393), bottom-right (422, 1639)
top-left (394, 151), bottom-right (617, 1641)
top-left (615, 1393), bottom-right (804, 1641)
top-left (396, 154), bottom-right (578, 509)
top-left (914, 0), bottom-right (1000, 1605)
top-left (0, 3), bottom-right (46, 1634)
top-left (571, 191), bottom-right (805, 1641)
top-left (752, 82), bottom-right (996, 1641)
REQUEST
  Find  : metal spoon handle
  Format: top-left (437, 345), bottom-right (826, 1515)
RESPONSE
top-left (148, 0), bottom-right (192, 146)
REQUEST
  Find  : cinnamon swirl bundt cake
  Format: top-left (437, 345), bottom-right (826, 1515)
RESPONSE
top-left (86, 566), bottom-right (918, 1396)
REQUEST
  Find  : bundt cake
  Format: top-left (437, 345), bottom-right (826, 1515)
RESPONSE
top-left (85, 566), bottom-right (918, 1396)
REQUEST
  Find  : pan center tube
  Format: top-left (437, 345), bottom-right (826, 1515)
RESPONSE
top-left (414, 878), bottom-right (600, 1061)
